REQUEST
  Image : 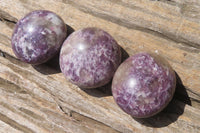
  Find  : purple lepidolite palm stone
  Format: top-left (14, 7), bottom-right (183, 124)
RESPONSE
top-left (12, 10), bottom-right (67, 64)
top-left (60, 27), bottom-right (121, 88)
top-left (112, 52), bottom-right (176, 118)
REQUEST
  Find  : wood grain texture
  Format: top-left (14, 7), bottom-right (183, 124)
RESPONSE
top-left (0, 0), bottom-right (200, 133)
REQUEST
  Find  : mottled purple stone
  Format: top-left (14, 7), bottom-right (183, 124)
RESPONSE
top-left (11, 10), bottom-right (67, 64)
top-left (60, 27), bottom-right (121, 88)
top-left (112, 52), bottom-right (176, 118)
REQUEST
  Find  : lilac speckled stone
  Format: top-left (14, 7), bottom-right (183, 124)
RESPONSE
top-left (112, 52), bottom-right (176, 118)
top-left (12, 10), bottom-right (67, 64)
top-left (60, 27), bottom-right (121, 88)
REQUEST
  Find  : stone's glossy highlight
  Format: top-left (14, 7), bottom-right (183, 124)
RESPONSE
top-left (12, 10), bottom-right (67, 64)
top-left (112, 52), bottom-right (176, 118)
top-left (60, 27), bottom-right (121, 88)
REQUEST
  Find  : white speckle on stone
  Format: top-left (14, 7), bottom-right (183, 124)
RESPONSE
top-left (153, 67), bottom-right (158, 71)
top-left (31, 53), bottom-right (37, 58)
top-left (166, 83), bottom-right (171, 90)
top-left (136, 91), bottom-right (146, 98)
top-left (46, 13), bottom-right (62, 25)
top-left (166, 69), bottom-right (169, 76)
top-left (24, 42), bottom-right (34, 59)
top-left (140, 105), bottom-right (146, 112)
top-left (136, 65), bottom-right (142, 69)
top-left (41, 31), bottom-right (46, 35)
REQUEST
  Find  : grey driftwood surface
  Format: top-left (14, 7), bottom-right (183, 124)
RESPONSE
top-left (0, 0), bottom-right (200, 133)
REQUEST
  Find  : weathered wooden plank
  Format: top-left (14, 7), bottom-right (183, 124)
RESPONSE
top-left (0, 72), bottom-right (119, 133)
top-left (0, 0), bottom-right (200, 132)
top-left (0, 120), bottom-right (21, 133)
top-left (1, 52), bottom-right (200, 133)
top-left (0, 0), bottom-right (199, 101)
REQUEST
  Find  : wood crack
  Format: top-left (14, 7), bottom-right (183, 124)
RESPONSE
top-left (0, 9), bottom-right (17, 29)
top-left (0, 9), bottom-right (18, 23)
top-left (0, 112), bottom-right (34, 133)
top-left (186, 88), bottom-right (200, 99)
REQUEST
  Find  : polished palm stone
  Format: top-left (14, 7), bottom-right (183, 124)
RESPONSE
top-left (60, 27), bottom-right (121, 88)
top-left (112, 52), bottom-right (176, 118)
top-left (12, 10), bottom-right (67, 64)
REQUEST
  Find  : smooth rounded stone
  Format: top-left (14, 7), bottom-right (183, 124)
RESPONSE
top-left (112, 52), bottom-right (176, 118)
top-left (60, 27), bottom-right (121, 88)
top-left (12, 10), bottom-right (67, 64)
